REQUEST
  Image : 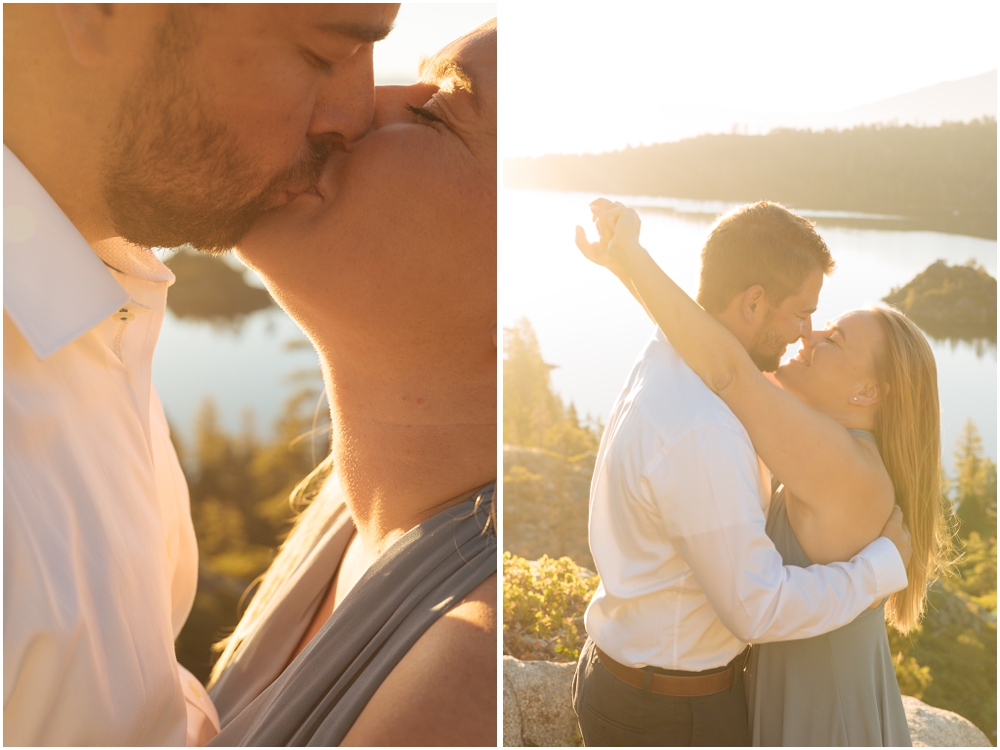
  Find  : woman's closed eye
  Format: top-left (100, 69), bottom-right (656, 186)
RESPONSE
top-left (405, 103), bottom-right (444, 126)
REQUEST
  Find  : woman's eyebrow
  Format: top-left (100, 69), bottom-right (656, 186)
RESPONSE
top-left (418, 57), bottom-right (478, 101)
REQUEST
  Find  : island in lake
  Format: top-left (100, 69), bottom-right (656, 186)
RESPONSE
top-left (883, 260), bottom-right (997, 343)
top-left (165, 247), bottom-right (274, 325)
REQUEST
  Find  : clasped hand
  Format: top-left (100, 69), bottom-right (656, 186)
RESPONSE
top-left (574, 198), bottom-right (643, 273)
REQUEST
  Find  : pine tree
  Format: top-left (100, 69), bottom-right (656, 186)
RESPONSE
top-left (503, 319), bottom-right (602, 455)
top-left (502, 319), bottom-right (562, 448)
top-left (952, 420), bottom-right (998, 541)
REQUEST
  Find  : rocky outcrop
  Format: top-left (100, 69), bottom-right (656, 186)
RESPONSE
top-left (503, 656), bottom-right (993, 747)
top-left (503, 446), bottom-right (595, 569)
top-left (903, 696), bottom-right (992, 747)
top-left (503, 657), bottom-right (580, 747)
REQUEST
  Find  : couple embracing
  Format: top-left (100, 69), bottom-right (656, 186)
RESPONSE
top-left (6, 5), bottom-right (495, 746)
top-left (571, 199), bottom-right (943, 746)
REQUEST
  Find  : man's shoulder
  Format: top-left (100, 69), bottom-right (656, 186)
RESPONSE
top-left (626, 336), bottom-right (749, 441)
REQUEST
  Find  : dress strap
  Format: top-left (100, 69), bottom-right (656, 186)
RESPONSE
top-left (847, 428), bottom-right (878, 447)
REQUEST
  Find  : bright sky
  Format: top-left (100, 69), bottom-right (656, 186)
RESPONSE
top-left (500, 0), bottom-right (998, 156)
top-left (374, 4), bottom-right (497, 84)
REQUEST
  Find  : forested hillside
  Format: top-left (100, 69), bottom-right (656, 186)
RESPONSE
top-left (505, 119), bottom-right (997, 238)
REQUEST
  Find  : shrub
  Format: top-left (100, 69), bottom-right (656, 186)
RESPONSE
top-left (503, 552), bottom-right (599, 662)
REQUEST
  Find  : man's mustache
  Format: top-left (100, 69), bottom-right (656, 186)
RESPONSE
top-left (265, 139), bottom-right (343, 200)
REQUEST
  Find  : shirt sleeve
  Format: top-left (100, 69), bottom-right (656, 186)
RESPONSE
top-left (179, 663), bottom-right (220, 746)
top-left (645, 423), bottom-right (907, 643)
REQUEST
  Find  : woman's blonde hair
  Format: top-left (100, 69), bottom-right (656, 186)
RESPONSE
top-left (208, 455), bottom-right (337, 688)
top-left (869, 305), bottom-right (947, 633)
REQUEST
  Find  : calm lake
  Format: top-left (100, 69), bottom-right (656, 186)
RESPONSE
top-left (500, 188), bottom-right (997, 472)
top-left (152, 273), bottom-right (322, 449)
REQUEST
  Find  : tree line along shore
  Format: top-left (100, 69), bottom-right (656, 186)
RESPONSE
top-left (505, 119), bottom-right (997, 239)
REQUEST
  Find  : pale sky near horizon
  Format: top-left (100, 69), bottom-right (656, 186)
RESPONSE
top-left (500, 1), bottom-right (998, 156)
top-left (373, 4), bottom-right (496, 84)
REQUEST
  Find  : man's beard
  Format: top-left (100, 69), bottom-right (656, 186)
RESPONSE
top-left (101, 13), bottom-right (332, 254)
top-left (748, 311), bottom-right (788, 373)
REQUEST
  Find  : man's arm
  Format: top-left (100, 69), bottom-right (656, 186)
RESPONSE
top-left (649, 423), bottom-right (908, 643)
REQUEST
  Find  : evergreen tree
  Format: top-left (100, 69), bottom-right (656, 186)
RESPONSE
top-left (503, 319), bottom-right (601, 455)
top-left (952, 420), bottom-right (998, 541)
top-left (502, 318), bottom-right (563, 448)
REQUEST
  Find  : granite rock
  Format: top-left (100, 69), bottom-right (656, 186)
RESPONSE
top-left (502, 656), bottom-right (993, 747)
top-left (903, 695), bottom-right (992, 747)
top-left (502, 656), bottom-right (579, 746)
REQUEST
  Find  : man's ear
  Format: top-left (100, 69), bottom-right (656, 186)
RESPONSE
top-left (55, 4), bottom-right (116, 67)
top-left (740, 285), bottom-right (767, 324)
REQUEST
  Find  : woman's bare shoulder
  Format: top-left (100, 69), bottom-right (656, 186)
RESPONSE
top-left (790, 435), bottom-right (895, 563)
top-left (339, 573), bottom-right (498, 746)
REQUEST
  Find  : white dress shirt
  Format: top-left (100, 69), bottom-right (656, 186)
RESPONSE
top-left (585, 329), bottom-right (908, 672)
top-left (3, 146), bottom-right (217, 745)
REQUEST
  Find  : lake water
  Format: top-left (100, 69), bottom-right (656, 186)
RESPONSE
top-left (500, 188), bottom-right (997, 471)
top-left (152, 282), bottom-right (322, 448)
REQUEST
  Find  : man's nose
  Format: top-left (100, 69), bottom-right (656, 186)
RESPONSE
top-left (307, 46), bottom-right (378, 145)
top-left (799, 315), bottom-right (813, 339)
top-left (802, 329), bottom-right (824, 349)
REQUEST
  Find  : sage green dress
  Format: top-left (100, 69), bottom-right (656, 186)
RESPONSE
top-left (207, 486), bottom-right (496, 746)
top-left (745, 431), bottom-right (911, 746)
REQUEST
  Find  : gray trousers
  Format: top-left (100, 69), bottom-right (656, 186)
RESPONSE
top-left (572, 639), bottom-right (751, 746)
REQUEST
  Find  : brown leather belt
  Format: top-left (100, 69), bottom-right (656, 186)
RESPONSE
top-left (595, 645), bottom-right (749, 697)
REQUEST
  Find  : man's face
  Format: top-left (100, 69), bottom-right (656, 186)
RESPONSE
top-left (235, 21), bottom-right (497, 354)
top-left (747, 269), bottom-right (824, 372)
top-left (103, 4), bottom-right (399, 253)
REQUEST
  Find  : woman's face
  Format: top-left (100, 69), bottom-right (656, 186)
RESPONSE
top-left (236, 23), bottom-right (496, 353)
top-left (776, 310), bottom-right (885, 415)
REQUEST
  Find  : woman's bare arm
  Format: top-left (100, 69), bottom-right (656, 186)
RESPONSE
top-left (575, 225), bottom-right (656, 324)
top-left (576, 201), bottom-right (893, 513)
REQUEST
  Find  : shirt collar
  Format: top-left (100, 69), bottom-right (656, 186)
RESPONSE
top-left (4, 145), bottom-right (130, 360)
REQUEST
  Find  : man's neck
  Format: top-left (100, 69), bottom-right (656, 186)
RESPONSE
top-left (316, 332), bottom-right (495, 559)
top-left (4, 6), bottom-right (119, 244)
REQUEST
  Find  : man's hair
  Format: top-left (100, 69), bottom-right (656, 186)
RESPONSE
top-left (696, 201), bottom-right (835, 313)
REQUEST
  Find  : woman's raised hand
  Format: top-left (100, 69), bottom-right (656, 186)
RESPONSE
top-left (574, 198), bottom-right (642, 274)
top-left (595, 198), bottom-right (642, 253)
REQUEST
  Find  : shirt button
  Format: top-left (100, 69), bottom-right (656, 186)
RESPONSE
top-left (115, 309), bottom-right (135, 322)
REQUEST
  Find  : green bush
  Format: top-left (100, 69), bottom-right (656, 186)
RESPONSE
top-left (503, 553), bottom-right (600, 662)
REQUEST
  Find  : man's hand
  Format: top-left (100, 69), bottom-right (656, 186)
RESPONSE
top-left (879, 504), bottom-right (912, 570)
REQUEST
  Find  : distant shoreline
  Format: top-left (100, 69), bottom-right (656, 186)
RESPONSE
top-left (505, 120), bottom-right (997, 240)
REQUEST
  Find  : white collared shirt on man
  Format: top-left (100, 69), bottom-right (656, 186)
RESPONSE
top-left (585, 329), bottom-right (908, 672)
top-left (3, 145), bottom-right (216, 745)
